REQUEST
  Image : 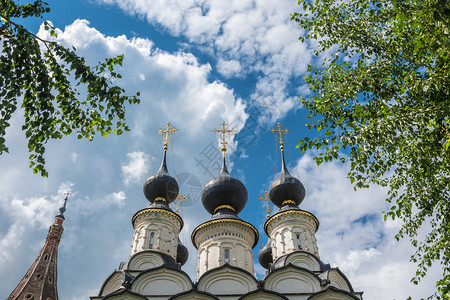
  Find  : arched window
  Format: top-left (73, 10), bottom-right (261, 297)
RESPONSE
top-left (224, 249), bottom-right (230, 264)
top-left (149, 232), bottom-right (155, 249)
top-left (296, 234), bottom-right (302, 249)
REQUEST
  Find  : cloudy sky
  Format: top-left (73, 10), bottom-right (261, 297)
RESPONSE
top-left (1, 0), bottom-right (441, 299)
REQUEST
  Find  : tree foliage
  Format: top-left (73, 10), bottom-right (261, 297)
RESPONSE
top-left (0, 0), bottom-right (140, 176)
top-left (292, 0), bottom-right (449, 298)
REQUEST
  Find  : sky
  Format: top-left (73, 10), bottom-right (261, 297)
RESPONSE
top-left (0, 0), bottom-right (442, 299)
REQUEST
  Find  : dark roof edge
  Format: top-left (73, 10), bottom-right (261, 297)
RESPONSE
top-left (237, 288), bottom-right (289, 300)
top-left (169, 288), bottom-right (219, 300)
top-left (99, 288), bottom-right (147, 300)
top-left (307, 286), bottom-right (361, 300)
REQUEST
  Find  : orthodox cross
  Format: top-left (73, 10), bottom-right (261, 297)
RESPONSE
top-left (175, 193), bottom-right (187, 214)
top-left (212, 121), bottom-right (236, 156)
top-left (258, 191), bottom-right (270, 218)
top-left (157, 122), bottom-right (178, 151)
top-left (270, 122), bottom-right (289, 151)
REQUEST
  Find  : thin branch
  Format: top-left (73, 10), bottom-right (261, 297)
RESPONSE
top-left (0, 13), bottom-right (53, 52)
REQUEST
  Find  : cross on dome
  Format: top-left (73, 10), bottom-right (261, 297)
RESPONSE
top-left (270, 122), bottom-right (290, 151)
top-left (175, 193), bottom-right (187, 214)
top-left (157, 122), bottom-right (178, 151)
top-left (212, 121), bottom-right (236, 156)
top-left (258, 190), bottom-right (270, 218)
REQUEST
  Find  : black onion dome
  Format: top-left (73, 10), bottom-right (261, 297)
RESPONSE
top-left (176, 238), bottom-right (189, 266)
top-left (258, 238), bottom-right (273, 269)
top-left (201, 156), bottom-right (248, 215)
top-left (143, 151), bottom-right (179, 204)
top-left (269, 151), bottom-right (306, 208)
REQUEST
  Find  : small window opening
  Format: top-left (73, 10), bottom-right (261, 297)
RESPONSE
top-left (149, 232), bottom-right (155, 249)
top-left (296, 234), bottom-right (302, 249)
top-left (43, 253), bottom-right (49, 261)
top-left (224, 249), bottom-right (230, 264)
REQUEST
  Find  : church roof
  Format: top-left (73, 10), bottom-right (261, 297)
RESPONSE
top-left (143, 150), bottom-right (179, 205)
top-left (201, 156), bottom-right (248, 215)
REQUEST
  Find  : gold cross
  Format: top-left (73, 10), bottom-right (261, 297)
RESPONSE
top-left (212, 121), bottom-right (236, 156)
top-left (270, 122), bottom-right (289, 151)
top-left (175, 193), bottom-right (187, 214)
top-left (157, 122), bottom-right (178, 151)
top-left (258, 191), bottom-right (270, 218)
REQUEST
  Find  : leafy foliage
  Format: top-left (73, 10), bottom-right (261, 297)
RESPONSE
top-left (292, 0), bottom-right (449, 298)
top-left (0, 0), bottom-right (140, 176)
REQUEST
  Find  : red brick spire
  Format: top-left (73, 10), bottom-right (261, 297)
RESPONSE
top-left (7, 195), bottom-right (68, 300)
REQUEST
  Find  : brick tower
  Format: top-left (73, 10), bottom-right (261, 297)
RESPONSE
top-left (7, 195), bottom-right (68, 300)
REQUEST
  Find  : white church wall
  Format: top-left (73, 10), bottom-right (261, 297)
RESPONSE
top-left (197, 266), bottom-right (258, 296)
top-left (127, 251), bottom-right (164, 270)
top-left (99, 271), bottom-right (124, 296)
top-left (131, 209), bottom-right (182, 260)
top-left (131, 268), bottom-right (192, 296)
top-left (328, 269), bottom-right (353, 293)
top-left (284, 252), bottom-right (321, 272)
top-left (194, 221), bottom-right (256, 279)
top-left (263, 266), bottom-right (321, 294)
top-left (266, 211), bottom-right (319, 261)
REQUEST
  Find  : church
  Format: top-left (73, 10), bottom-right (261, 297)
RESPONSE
top-left (7, 122), bottom-right (363, 300)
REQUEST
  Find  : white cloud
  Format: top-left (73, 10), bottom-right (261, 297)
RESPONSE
top-left (122, 151), bottom-right (149, 185)
top-left (97, 0), bottom-right (314, 121)
top-left (0, 182), bottom-right (69, 266)
top-left (111, 191), bottom-right (127, 207)
top-left (0, 224), bottom-right (25, 262)
top-left (216, 59), bottom-right (242, 78)
top-left (39, 19), bottom-right (247, 138)
top-left (70, 152), bottom-right (78, 162)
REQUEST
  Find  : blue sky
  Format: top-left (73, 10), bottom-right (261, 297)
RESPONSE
top-left (0, 0), bottom-right (441, 299)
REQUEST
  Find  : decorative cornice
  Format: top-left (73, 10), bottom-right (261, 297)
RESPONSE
top-left (154, 197), bottom-right (166, 203)
top-left (192, 218), bottom-right (259, 249)
top-left (132, 208), bottom-right (183, 230)
top-left (264, 209), bottom-right (319, 234)
top-left (281, 200), bottom-right (296, 206)
top-left (213, 205), bottom-right (235, 214)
